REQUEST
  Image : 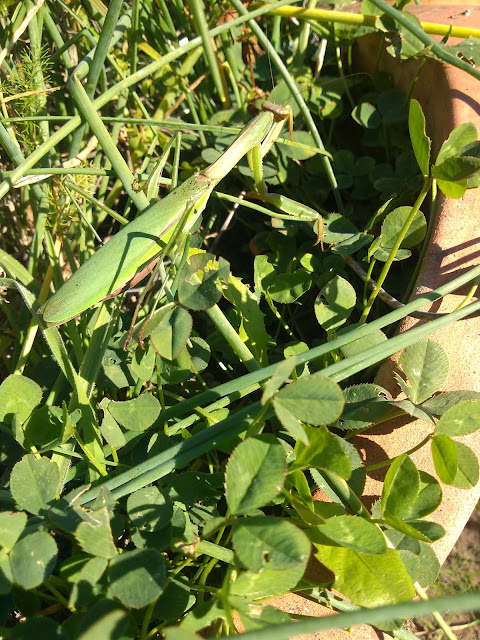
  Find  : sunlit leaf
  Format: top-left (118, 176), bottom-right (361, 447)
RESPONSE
top-left (396, 340), bottom-right (448, 405)
top-left (273, 374), bottom-right (344, 425)
top-left (232, 516), bottom-right (310, 572)
top-left (292, 425), bottom-right (351, 479)
top-left (107, 394), bottom-right (160, 432)
top-left (225, 435), bottom-right (286, 515)
top-left (409, 99), bottom-right (430, 175)
top-left (382, 455), bottom-right (419, 517)
top-left (316, 515), bottom-right (386, 554)
top-left (434, 401), bottom-right (480, 436)
top-left (450, 441), bottom-right (479, 489)
top-left (76, 507), bottom-right (117, 559)
top-left (431, 435), bottom-right (457, 484)
top-left (311, 530), bottom-right (414, 607)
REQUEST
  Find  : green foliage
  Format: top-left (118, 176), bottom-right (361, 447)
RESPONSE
top-left (0, 45), bottom-right (52, 154)
top-left (314, 275), bottom-right (356, 330)
top-left (445, 36), bottom-right (480, 66)
top-left (177, 253), bottom-right (230, 310)
top-left (292, 425), bottom-right (351, 478)
top-left (337, 384), bottom-right (391, 430)
top-left (10, 455), bottom-right (59, 514)
top-left (232, 516), bottom-right (310, 571)
top-left (311, 530), bottom-right (415, 607)
top-left (76, 506), bottom-right (118, 559)
top-left (222, 274), bottom-right (269, 366)
top-left (431, 123), bottom-right (480, 198)
top-left (1, 0), bottom-right (479, 637)
top-left (434, 401), bottom-right (480, 436)
top-left (409, 99), bottom-right (431, 175)
top-left (0, 512), bottom-right (27, 554)
top-left (9, 532), bottom-right (58, 590)
top-left (225, 435), bottom-right (286, 515)
top-left (273, 373), bottom-right (344, 425)
top-left (0, 375), bottom-right (42, 424)
top-left (430, 402), bottom-right (480, 486)
top-left (127, 486), bottom-right (173, 532)
top-left (449, 441), bottom-right (479, 489)
top-left (230, 562), bottom-right (306, 599)
top-left (379, 206), bottom-right (426, 251)
top-left (316, 514), bottom-right (387, 554)
top-left (108, 549), bottom-right (167, 608)
top-left (68, 556), bottom-right (108, 609)
top-left (381, 12), bottom-right (426, 59)
top-left (396, 340), bottom-right (449, 405)
top-left (382, 454), bottom-right (420, 517)
top-left (76, 599), bottom-right (131, 639)
top-left (105, 394), bottom-right (161, 432)
top-left (148, 306), bottom-right (193, 360)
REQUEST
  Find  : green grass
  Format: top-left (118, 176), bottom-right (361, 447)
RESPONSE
top-left (1, 1), bottom-right (480, 637)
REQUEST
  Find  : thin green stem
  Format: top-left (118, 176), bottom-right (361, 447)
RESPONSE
top-left (453, 277), bottom-right (480, 311)
top-left (184, 90), bottom-right (207, 147)
top-left (65, 181), bottom-right (129, 226)
top-left (68, 71), bottom-right (148, 212)
top-left (265, 293), bottom-right (296, 339)
top-left (402, 178), bottom-right (437, 304)
top-left (360, 177), bottom-right (433, 323)
top-left (364, 435), bottom-right (431, 471)
top-left (154, 261), bottom-right (480, 427)
top-left (414, 582), bottom-right (458, 640)
top-left (157, 0), bottom-right (177, 39)
top-left (129, 0), bottom-right (140, 76)
top-left (294, 0), bottom-right (317, 64)
top-left (228, 0), bottom-right (344, 211)
top-left (70, 5), bottom-right (130, 157)
top-left (205, 304), bottom-right (261, 373)
top-left (139, 595), bottom-right (158, 640)
top-left (189, 0), bottom-right (227, 106)
top-left (262, 3), bottom-right (480, 43)
top-left (85, 0), bottom-right (124, 98)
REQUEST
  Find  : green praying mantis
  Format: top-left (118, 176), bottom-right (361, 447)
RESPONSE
top-left (40, 101), bottom-right (323, 327)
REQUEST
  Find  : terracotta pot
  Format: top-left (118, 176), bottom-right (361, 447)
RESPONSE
top-left (234, 5), bottom-right (480, 639)
top-left (352, 2), bottom-right (480, 570)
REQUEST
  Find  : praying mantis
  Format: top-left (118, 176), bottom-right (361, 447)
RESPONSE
top-left (40, 101), bottom-right (322, 327)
